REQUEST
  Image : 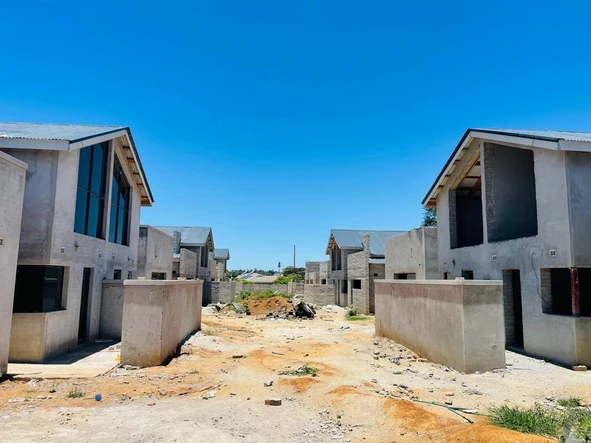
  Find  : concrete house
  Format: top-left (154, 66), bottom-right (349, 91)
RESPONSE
top-left (0, 123), bottom-right (153, 363)
top-left (385, 227), bottom-right (439, 280)
top-left (305, 261), bottom-right (329, 284)
top-left (0, 151), bottom-right (27, 375)
top-left (154, 226), bottom-right (214, 280)
top-left (211, 248), bottom-right (230, 281)
top-left (327, 229), bottom-right (403, 314)
top-left (423, 128), bottom-right (591, 367)
top-left (137, 225), bottom-right (174, 280)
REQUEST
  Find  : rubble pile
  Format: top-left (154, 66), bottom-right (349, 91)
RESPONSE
top-left (212, 298), bottom-right (317, 319)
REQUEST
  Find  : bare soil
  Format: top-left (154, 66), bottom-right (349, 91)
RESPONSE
top-left (1, 306), bottom-right (589, 442)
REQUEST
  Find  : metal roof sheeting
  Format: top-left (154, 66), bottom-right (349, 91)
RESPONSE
top-left (328, 229), bottom-right (404, 257)
top-left (213, 248), bottom-right (230, 260)
top-left (154, 226), bottom-right (213, 247)
top-left (475, 128), bottom-right (591, 143)
top-left (0, 122), bottom-right (125, 142)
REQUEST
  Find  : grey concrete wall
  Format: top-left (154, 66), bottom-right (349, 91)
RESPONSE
top-left (566, 151), bottom-right (591, 266)
top-left (6, 136), bottom-right (145, 363)
top-left (137, 226), bottom-right (174, 279)
top-left (179, 248), bottom-right (197, 279)
top-left (0, 152), bottom-right (27, 374)
top-left (346, 236), bottom-right (371, 314)
top-left (100, 280), bottom-right (124, 339)
top-left (303, 284), bottom-right (336, 305)
top-left (385, 227), bottom-right (439, 280)
top-left (210, 281), bottom-right (237, 304)
top-left (121, 280), bottom-right (202, 367)
top-left (375, 279), bottom-right (505, 373)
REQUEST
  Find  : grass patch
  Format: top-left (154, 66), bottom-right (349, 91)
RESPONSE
top-left (489, 404), bottom-right (563, 438)
top-left (344, 308), bottom-right (370, 321)
top-left (188, 369), bottom-right (199, 375)
top-left (235, 289), bottom-right (291, 302)
top-left (558, 397), bottom-right (582, 408)
top-left (490, 403), bottom-right (591, 440)
top-left (66, 388), bottom-right (86, 399)
top-left (279, 365), bottom-right (320, 377)
top-left (203, 329), bottom-right (216, 336)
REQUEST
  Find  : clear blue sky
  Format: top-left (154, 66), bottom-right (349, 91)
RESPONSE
top-left (2, 1), bottom-right (591, 270)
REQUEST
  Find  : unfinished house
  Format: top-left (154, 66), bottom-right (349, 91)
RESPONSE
top-left (0, 123), bottom-right (153, 363)
top-left (424, 128), bottom-right (591, 368)
top-left (211, 248), bottom-right (230, 281)
top-left (385, 227), bottom-right (439, 280)
top-left (305, 261), bottom-right (329, 284)
top-left (155, 226), bottom-right (214, 280)
top-left (0, 151), bottom-right (27, 375)
top-left (326, 229), bottom-right (403, 314)
top-left (137, 226), bottom-right (174, 280)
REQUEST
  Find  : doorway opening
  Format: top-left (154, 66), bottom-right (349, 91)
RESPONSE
top-left (502, 269), bottom-right (524, 348)
top-left (78, 268), bottom-right (92, 343)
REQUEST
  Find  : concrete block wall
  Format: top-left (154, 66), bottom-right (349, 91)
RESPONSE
top-left (346, 244), bottom-right (370, 314)
top-left (137, 226), bottom-right (174, 279)
top-left (303, 284), bottom-right (336, 305)
top-left (375, 279), bottom-right (505, 373)
top-left (0, 151), bottom-right (27, 375)
top-left (121, 280), bottom-right (203, 367)
top-left (385, 227), bottom-right (439, 280)
top-left (179, 248), bottom-right (197, 279)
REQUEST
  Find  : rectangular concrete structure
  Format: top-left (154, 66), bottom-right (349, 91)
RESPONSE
top-left (375, 279), bottom-right (505, 373)
top-left (99, 280), bottom-right (124, 339)
top-left (385, 227), bottom-right (439, 280)
top-left (121, 280), bottom-right (203, 367)
top-left (0, 151), bottom-right (27, 375)
top-left (137, 226), bottom-right (174, 279)
top-left (303, 284), bottom-right (336, 305)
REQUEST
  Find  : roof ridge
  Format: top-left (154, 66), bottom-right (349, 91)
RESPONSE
top-left (0, 122), bottom-right (124, 128)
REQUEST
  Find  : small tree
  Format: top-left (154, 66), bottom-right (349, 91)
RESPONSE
top-left (421, 207), bottom-right (437, 227)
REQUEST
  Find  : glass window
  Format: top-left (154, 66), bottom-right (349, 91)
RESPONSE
top-left (109, 157), bottom-right (131, 245)
top-left (74, 142), bottom-right (108, 238)
top-left (13, 266), bottom-right (65, 313)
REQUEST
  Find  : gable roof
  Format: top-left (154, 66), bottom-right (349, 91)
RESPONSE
top-left (0, 122), bottom-right (153, 206)
top-left (326, 229), bottom-right (404, 257)
top-left (154, 226), bottom-right (214, 250)
top-left (422, 128), bottom-right (591, 207)
top-left (213, 248), bottom-right (230, 260)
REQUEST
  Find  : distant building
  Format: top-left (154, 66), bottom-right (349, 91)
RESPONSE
top-left (137, 226), bottom-right (174, 280)
top-left (326, 229), bottom-right (403, 314)
top-left (211, 248), bottom-right (230, 281)
top-left (385, 227), bottom-right (439, 280)
top-left (154, 226), bottom-right (214, 280)
top-left (305, 261), bottom-right (329, 284)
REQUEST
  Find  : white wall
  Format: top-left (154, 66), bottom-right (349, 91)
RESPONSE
top-left (137, 226), bottom-right (174, 279)
top-left (0, 152), bottom-right (27, 374)
top-left (385, 228), bottom-right (439, 280)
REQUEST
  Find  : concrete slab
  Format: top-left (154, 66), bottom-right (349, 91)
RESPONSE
top-left (7, 341), bottom-right (120, 379)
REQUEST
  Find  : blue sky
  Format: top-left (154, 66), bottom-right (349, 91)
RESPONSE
top-left (2, 1), bottom-right (591, 270)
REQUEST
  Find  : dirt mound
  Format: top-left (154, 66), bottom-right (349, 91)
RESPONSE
top-left (248, 296), bottom-right (293, 315)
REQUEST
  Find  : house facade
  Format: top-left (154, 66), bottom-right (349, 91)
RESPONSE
top-left (326, 229), bottom-right (403, 314)
top-left (137, 226), bottom-right (174, 280)
top-left (211, 248), bottom-right (230, 281)
top-left (385, 227), bottom-right (439, 280)
top-left (0, 123), bottom-right (153, 363)
top-left (424, 128), bottom-right (591, 367)
top-left (0, 151), bottom-right (27, 375)
top-left (305, 261), bottom-right (329, 284)
top-left (155, 226), bottom-right (214, 280)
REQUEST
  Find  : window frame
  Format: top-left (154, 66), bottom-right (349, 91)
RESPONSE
top-left (13, 265), bottom-right (66, 313)
top-left (109, 156), bottom-right (131, 246)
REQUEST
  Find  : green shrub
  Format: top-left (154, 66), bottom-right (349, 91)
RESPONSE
top-left (67, 388), bottom-right (86, 399)
top-left (558, 397), bottom-right (582, 408)
top-left (235, 289), bottom-right (290, 302)
top-left (279, 365), bottom-right (320, 377)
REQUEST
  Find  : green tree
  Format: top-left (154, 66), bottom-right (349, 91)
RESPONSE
top-left (421, 207), bottom-right (437, 227)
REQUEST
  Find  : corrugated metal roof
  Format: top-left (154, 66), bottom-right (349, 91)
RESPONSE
top-left (368, 258), bottom-right (385, 264)
top-left (154, 226), bottom-right (213, 247)
top-left (328, 229), bottom-right (405, 257)
top-left (475, 128), bottom-right (591, 143)
top-left (0, 122), bottom-right (125, 142)
top-left (213, 248), bottom-right (230, 260)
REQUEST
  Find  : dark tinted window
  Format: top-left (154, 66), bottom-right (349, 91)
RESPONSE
top-left (13, 266), bottom-right (65, 313)
top-left (109, 157), bottom-right (131, 245)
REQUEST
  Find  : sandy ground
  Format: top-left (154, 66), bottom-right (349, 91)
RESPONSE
top-left (1, 306), bottom-right (589, 442)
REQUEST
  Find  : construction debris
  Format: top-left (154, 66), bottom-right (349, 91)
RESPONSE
top-left (265, 399), bottom-right (282, 406)
top-left (213, 299), bottom-right (316, 319)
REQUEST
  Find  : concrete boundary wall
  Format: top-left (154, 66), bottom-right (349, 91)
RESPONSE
top-left (121, 280), bottom-right (202, 367)
top-left (303, 284), bottom-right (336, 305)
top-left (375, 279), bottom-right (505, 373)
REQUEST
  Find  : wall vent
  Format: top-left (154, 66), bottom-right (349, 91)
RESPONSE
top-left (549, 249), bottom-right (557, 258)
top-left (491, 254), bottom-right (497, 262)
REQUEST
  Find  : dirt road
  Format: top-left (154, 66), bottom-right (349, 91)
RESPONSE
top-left (1, 306), bottom-right (589, 442)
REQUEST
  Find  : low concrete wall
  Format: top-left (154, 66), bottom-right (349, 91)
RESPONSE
top-left (100, 280), bottom-right (124, 339)
top-left (375, 279), bottom-right (505, 373)
top-left (303, 284), bottom-right (336, 305)
top-left (210, 281), bottom-right (237, 304)
top-left (121, 280), bottom-right (203, 367)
